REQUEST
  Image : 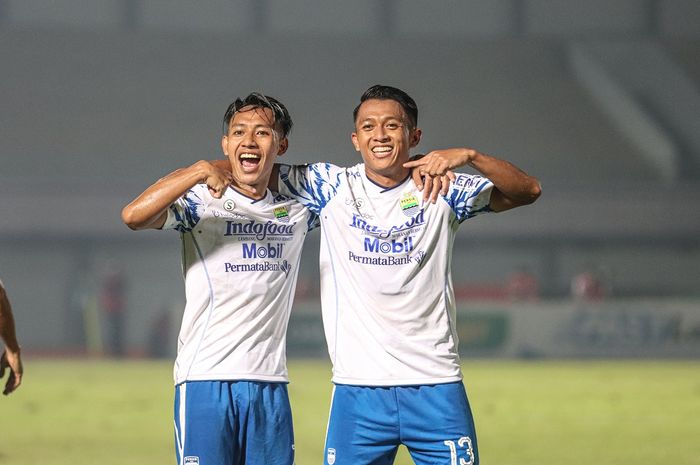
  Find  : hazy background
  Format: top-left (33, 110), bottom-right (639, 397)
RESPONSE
top-left (1, 0), bottom-right (699, 358)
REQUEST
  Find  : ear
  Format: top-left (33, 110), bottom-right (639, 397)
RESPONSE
top-left (409, 128), bottom-right (422, 148)
top-left (351, 132), bottom-right (360, 151)
top-left (221, 135), bottom-right (229, 156)
top-left (277, 138), bottom-right (289, 157)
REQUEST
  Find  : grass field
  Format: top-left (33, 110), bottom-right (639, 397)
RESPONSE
top-left (1, 359), bottom-right (699, 465)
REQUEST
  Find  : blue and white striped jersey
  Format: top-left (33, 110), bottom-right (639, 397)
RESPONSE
top-left (163, 184), bottom-right (317, 385)
top-left (279, 163), bottom-right (493, 386)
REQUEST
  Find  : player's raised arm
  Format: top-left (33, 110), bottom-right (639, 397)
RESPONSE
top-left (404, 147), bottom-right (541, 212)
top-left (121, 160), bottom-right (233, 230)
top-left (0, 281), bottom-right (23, 396)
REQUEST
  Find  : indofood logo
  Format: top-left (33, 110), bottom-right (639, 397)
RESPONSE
top-left (349, 210), bottom-right (425, 238)
top-left (224, 220), bottom-right (295, 240)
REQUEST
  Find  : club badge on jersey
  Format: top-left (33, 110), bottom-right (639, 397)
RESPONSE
top-left (400, 192), bottom-right (420, 217)
top-left (274, 206), bottom-right (290, 223)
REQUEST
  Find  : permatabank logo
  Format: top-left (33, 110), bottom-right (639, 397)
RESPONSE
top-left (280, 260), bottom-right (292, 277)
top-left (413, 250), bottom-right (426, 265)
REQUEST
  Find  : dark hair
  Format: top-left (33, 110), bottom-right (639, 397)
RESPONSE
top-left (222, 92), bottom-right (293, 137)
top-left (353, 84), bottom-right (418, 129)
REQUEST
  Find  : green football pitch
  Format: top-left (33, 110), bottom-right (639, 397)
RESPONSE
top-left (1, 359), bottom-right (699, 465)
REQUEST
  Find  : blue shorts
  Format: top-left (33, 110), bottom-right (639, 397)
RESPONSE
top-left (324, 382), bottom-right (478, 465)
top-left (174, 380), bottom-right (294, 465)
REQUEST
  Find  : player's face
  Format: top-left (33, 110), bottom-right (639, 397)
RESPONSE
top-left (352, 98), bottom-right (421, 185)
top-left (221, 106), bottom-right (288, 196)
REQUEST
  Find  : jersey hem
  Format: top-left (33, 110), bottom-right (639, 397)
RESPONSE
top-left (330, 374), bottom-right (463, 387)
top-left (175, 373), bottom-right (289, 385)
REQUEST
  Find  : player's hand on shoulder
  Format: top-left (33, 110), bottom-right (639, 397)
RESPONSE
top-left (404, 148), bottom-right (474, 176)
top-left (193, 160), bottom-right (233, 199)
top-left (406, 153), bottom-right (456, 203)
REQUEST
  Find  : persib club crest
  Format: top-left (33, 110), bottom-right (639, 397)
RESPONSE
top-left (400, 192), bottom-right (420, 217)
top-left (274, 206), bottom-right (290, 223)
top-left (184, 457), bottom-right (199, 465)
top-left (327, 448), bottom-right (336, 465)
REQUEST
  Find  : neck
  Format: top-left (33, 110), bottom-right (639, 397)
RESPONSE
top-left (364, 166), bottom-right (410, 188)
top-left (230, 180), bottom-right (266, 200)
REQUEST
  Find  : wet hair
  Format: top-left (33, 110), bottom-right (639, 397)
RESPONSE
top-left (353, 84), bottom-right (418, 129)
top-left (222, 92), bottom-right (293, 137)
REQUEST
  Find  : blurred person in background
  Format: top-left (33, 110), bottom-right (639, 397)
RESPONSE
top-left (0, 278), bottom-right (23, 395)
top-left (121, 92), bottom-right (317, 465)
top-left (99, 265), bottom-right (127, 357)
top-left (571, 267), bottom-right (609, 301)
top-left (506, 265), bottom-right (540, 301)
top-left (275, 85), bottom-right (541, 465)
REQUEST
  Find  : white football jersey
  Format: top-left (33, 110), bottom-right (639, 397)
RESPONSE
top-left (163, 184), bottom-right (317, 385)
top-left (279, 163), bottom-right (493, 386)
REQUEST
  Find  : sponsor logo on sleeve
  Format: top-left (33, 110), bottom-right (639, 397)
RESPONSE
top-left (327, 448), bottom-right (336, 465)
top-left (184, 457), bottom-right (199, 465)
top-left (454, 174), bottom-right (480, 188)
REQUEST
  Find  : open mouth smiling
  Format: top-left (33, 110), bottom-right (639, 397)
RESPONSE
top-left (239, 153), bottom-right (261, 169)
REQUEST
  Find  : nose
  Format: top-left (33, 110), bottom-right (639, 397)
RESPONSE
top-left (242, 131), bottom-right (258, 147)
top-left (373, 126), bottom-right (389, 142)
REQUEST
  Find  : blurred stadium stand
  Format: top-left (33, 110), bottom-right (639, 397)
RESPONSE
top-left (1, 0), bottom-right (699, 356)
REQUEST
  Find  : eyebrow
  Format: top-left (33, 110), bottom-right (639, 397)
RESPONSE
top-left (229, 123), bottom-right (274, 131)
top-left (359, 116), bottom-right (403, 124)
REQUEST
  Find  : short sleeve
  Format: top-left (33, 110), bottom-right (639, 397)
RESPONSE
top-left (278, 163), bottom-right (344, 215)
top-left (161, 185), bottom-right (206, 233)
top-left (444, 173), bottom-right (494, 223)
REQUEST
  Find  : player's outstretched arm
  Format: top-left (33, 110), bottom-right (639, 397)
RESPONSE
top-left (122, 160), bottom-right (233, 230)
top-left (404, 148), bottom-right (541, 212)
top-left (0, 283), bottom-right (23, 396)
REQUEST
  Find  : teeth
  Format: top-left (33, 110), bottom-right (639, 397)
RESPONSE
top-left (372, 147), bottom-right (392, 153)
top-left (240, 153), bottom-right (260, 159)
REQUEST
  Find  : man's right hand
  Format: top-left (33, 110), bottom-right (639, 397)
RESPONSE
top-left (0, 348), bottom-right (23, 395)
top-left (200, 160), bottom-right (234, 198)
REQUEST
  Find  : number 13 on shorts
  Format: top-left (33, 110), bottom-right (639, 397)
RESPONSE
top-left (444, 436), bottom-right (475, 465)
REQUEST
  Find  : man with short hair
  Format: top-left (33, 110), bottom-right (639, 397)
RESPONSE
top-left (0, 278), bottom-right (23, 396)
top-left (121, 93), bottom-right (316, 465)
top-left (276, 84), bottom-right (541, 465)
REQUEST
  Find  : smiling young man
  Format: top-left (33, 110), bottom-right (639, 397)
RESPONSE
top-left (121, 93), bottom-right (317, 465)
top-left (276, 84), bottom-right (541, 465)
